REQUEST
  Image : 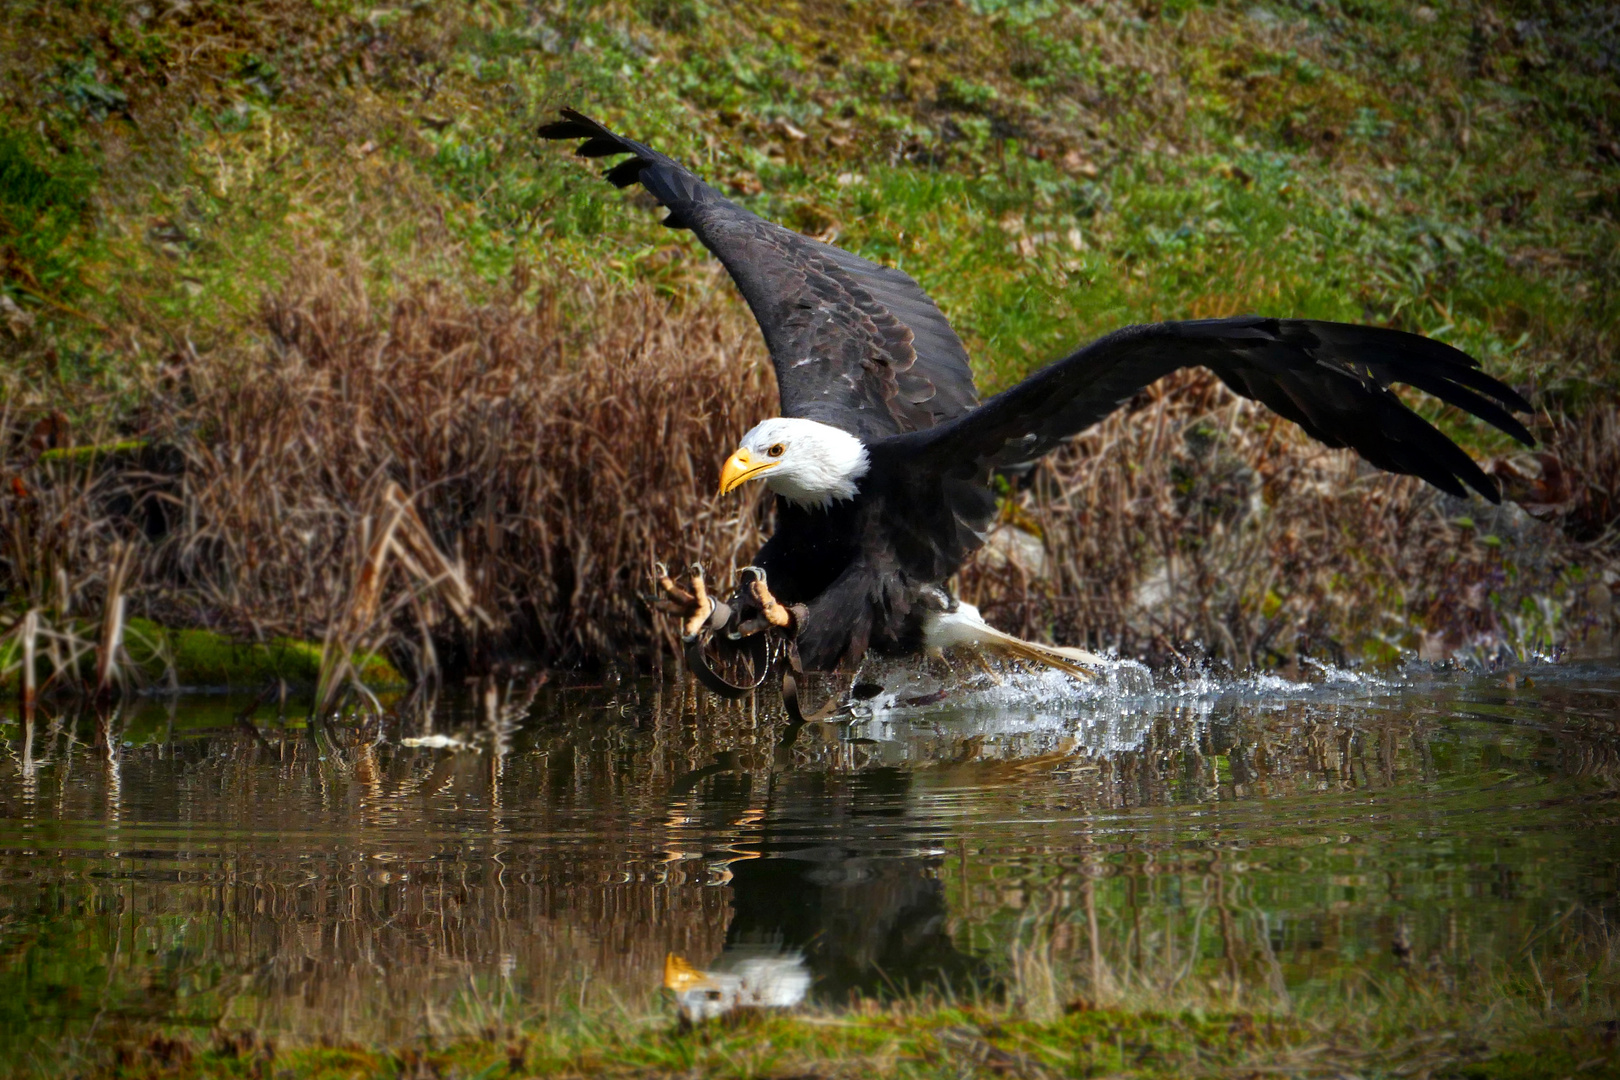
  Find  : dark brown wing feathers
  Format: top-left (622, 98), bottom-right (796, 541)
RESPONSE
top-left (888, 317), bottom-right (1533, 504)
top-left (538, 109), bottom-right (979, 439)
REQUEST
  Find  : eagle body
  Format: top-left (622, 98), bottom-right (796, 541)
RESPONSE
top-left (751, 451), bottom-right (994, 669)
top-left (540, 111), bottom-right (1535, 673)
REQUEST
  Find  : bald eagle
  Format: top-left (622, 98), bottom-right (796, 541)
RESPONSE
top-left (539, 110), bottom-right (1533, 673)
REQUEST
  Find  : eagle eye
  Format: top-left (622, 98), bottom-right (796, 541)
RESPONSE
top-left (767, 443), bottom-right (786, 457)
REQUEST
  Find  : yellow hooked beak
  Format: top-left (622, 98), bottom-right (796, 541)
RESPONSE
top-left (718, 447), bottom-right (779, 495)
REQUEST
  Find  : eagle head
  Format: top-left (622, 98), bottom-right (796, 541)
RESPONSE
top-left (719, 418), bottom-right (871, 509)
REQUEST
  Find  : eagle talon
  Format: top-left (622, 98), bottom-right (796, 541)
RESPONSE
top-left (750, 579), bottom-right (794, 630)
top-left (682, 566), bottom-right (715, 639)
top-left (682, 597), bottom-right (716, 640)
top-left (656, 563), bottom-right (694, 607)
top-left (655, 562), bottom-right (717, 639)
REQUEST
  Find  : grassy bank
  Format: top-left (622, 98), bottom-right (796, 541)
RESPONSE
top-left (56, 1011), bottom-right (1620, 1080)
top-left (34, 960), bottom-right (1620, 1079)
top-left (1, 0), bottom-right (1617, 683)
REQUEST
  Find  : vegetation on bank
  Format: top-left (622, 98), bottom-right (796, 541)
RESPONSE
top-left (0, 617), bottom-right (401, 691)
top-left (1, 0), bottom-right (1617, 689)
top-left (34, 975), bottom-right (1620, 1079)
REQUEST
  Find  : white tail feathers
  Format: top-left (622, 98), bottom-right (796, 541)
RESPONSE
top-left (921, 602), bottom-right (1102, 681)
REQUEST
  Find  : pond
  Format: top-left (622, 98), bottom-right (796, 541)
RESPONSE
top-left (0, 662), bottom-right (1616, 1062)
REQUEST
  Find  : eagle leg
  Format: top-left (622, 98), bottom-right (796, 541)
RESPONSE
top-left (750, 578), bottom-right (794, 630)
top-left (683, 565), bottom-right (717, 638)
top-left (653, 562), bottom-right (717, 640)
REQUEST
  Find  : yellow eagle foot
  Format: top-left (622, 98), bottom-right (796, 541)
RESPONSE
top-left (654, 562), bottom-right (717, 640)
top-left (750, 578), bottom-right (794, 631)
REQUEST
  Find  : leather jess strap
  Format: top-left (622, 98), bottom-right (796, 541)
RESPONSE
top-left (682, 600), bottom-right (773, 699)
top-left (680, 596), bottom-right (842, 724)
top-left (780, 639), bottom-right (843, 725)
top-left (684, 633), bottom-right (772, 698)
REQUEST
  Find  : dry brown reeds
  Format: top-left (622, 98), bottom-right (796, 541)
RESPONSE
top-left (2, 258), bottom-right (1615, 689)
top-left (153, 258), bottom-right (774, 673)
top-left (0, 397), bottom-right (149, 703)
top-left (1, 259), bottom-right (779, 695)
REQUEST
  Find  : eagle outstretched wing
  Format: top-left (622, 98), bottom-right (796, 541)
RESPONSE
top-left (538, 110), bottom-right (980, 440)
top-left (540, 115), bottom-right (1533, 500)
top-left (884, 316), bottom-right (1534, 503)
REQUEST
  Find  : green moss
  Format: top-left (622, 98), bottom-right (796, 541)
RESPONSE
top-left (33, 440), bottom-right (147, 465)
top-left (1450, 1034), bottom-right (1620, 1080)
top-left (0, 125), bottom-right (97, 310)
top-left (0, 617), bottom-right (401, 692)
top-left (122, 618), bottom-right (401, 690)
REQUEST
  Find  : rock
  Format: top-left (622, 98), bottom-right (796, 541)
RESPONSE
top-left (0, 295), bottom-right (35, 337)
top-left (1487, 451), bottom-right (1577, 519)
top-left (979, 525), bottom-right (1048, 578)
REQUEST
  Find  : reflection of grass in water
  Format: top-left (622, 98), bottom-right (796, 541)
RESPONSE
top-left (992, 872), bottom-right (1620, 1065)
top-left (940, 690), bottom-right (1620, 1009)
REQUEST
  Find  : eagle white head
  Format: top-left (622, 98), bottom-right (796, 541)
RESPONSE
top-left (718, 417), bottom-right (871, 509)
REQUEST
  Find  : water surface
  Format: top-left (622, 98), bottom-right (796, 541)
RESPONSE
top-left (1, 663), bottom-right (1616, 1057)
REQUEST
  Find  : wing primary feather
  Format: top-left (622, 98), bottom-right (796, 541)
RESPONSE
top-left (540, 118), bottom-right (1530, 500)
top-left (1387, 370), bottom-right (1534, 445)
top-left (884, 317), bottom-right (1528, 506)
top-left (602, 158), bottom-right (645, 188)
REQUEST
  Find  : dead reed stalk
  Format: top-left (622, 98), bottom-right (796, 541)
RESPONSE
top-left (311, 481), bottom-right (488, 718)
top-left (19, 608), bottom-right (36, 722)
top-left (94, 541), bottom-right (135, 699)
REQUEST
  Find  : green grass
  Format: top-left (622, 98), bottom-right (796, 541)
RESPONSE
top-left (0, 0), bottom-right (1613, 410)
top-left (31, 992), bottom-right (1620, 1079)
top-left (0, 128), bottom-right (99, 319)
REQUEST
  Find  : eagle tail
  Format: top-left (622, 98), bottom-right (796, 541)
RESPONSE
top-left (921, 602), bottom-right (1101, 681)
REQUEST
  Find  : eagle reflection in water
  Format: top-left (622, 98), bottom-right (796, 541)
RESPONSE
top-left (665, 765), bottom-right (986, 1018)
